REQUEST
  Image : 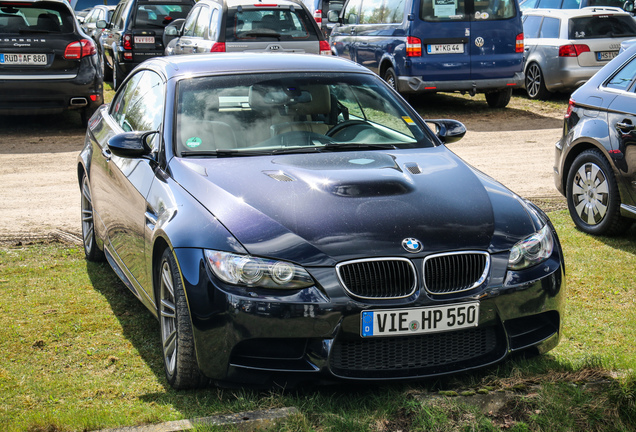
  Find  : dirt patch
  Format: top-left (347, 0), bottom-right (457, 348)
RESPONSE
top-left (0, 93), bottom-right (567, 243)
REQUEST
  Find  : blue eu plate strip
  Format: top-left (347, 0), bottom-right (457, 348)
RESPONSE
top-left (361, 311), bottom-right (373, 337)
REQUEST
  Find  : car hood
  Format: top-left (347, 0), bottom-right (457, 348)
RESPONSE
top-left (169, 148), bottom-right (539, 266)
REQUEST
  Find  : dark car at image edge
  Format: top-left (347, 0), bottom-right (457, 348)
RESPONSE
top-left (555, 42), bottom-right (636, 235)
top-left (0, 0), bottom-right (103, 125)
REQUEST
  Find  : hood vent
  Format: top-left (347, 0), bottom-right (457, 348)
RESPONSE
top-left (263, 171), bottom-right (296, 182)
top-left (405, 163), bottom-right (422, 175)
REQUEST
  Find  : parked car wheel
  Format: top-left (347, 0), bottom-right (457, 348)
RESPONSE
top-left (113, 61), bottom-right (124, 90)
top-left (485, 88), bottom-right (512, 108)
top-left (383, 67), bottom-right (398, 91)
top-left (80, 174), bottom-right (105, 262)
top-left (525, 62), bottom-right (551, 100)
top-left (157, 248), bottom-right (210, 389)
top-left (101, 52), bottom-right (112, 81)
top-left (566, 149), bottom-right (632, 235)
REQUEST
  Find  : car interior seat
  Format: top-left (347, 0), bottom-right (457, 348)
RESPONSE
top-left (179, 93), bottom-right (237, 152)
top-left (269, 85), bottom-right (333, 136)
top-left (37, 13), bottom-right (61, 32)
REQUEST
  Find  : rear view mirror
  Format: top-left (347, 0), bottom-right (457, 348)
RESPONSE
top-left (163, 18), bottom-right (185, 47)
top-left (107, 131), bottom-right (157, 158)
top-left (328, 10), bottom-right (339, 23)
top-left (96, 19), bottom-right (107, 29)
top-left (426, 119), bottom-right (467, 144)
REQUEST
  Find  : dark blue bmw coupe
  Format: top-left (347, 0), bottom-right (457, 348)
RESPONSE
top-left (78, 53), bottom-right (565, 389)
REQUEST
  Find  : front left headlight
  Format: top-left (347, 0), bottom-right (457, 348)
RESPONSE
top-left (508, 224), bottom-right (554, 271)
top-left (204, 250), bottom-right (314, 289)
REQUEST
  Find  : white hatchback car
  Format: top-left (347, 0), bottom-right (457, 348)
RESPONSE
top-left (522, 7), bottom-right (636, 99)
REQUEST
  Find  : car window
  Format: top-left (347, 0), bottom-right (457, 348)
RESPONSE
top-left (421, 0), bottom-right (516, 21)
top-left (209, 8), bottom-right (219, 41)
top-left (357, 0), bottom-right (407, 24)
top-left (561, 0), bottom-right (580, 8)
top-left (342, 0), bottom-right (362, 24)
top-left (0, 4), bottom-right (75, 34)
top-left (605, 55), bottom-right (636, 91)
top-left (569, 15), bottom-right (636, 39)
top-left (519, 0), bottom-right (539, 10)
top-left (182, 5), bottom-right (200, 36)
top-left (536, 0), bottom-right (562, 7)
top-left (135, 3), bottom-right (192, 28)
top-left (175, 73), bottom-right (433, 156)
top-left (540, 17), bottom-right (559, 38)
top-left (523, 15), bottom-right (543, 38)
top-left (193, 5), bottom-right (210, 38)
top-left (227, 7), bottom-right (318, 41)
top-left (111, 70), bottom-right (165, 138)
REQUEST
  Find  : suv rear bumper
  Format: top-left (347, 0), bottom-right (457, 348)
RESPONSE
top-left (0, 61), bottom-right (103, 115)
top-left (398, 72), bottom-right (524, 94)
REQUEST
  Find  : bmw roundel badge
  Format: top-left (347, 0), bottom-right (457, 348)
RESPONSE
top-left (402, 238), bottom-right (422, 253)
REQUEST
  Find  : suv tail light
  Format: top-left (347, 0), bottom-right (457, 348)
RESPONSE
top-left (515, 33), bottom-right (524, 53)
top-left (314, 9), bottom-right (322, 24)
top-left (559, 44), bottom-right (590, 57)
top-left (319, 40), bottom-right (331, 55)
top-left (123, 33), bottom-right (133, 50)
top-left (64, 39), bottom-right (96, 59)
top-left (211, 42), bottom-right (226, 52)
top-left (406, 36), bottom-right (422, 57)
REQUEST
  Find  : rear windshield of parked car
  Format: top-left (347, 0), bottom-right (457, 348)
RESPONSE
top-left (569, 15), bottom-right (636, 39)
top-left (226, 7), bottom-right (319, 41)
top-left (134, 3), bottom-right (192, 27)
top-left (420, 0), bottom-right (517, 21)
top-left (0, 4), bottom-right (75, 33)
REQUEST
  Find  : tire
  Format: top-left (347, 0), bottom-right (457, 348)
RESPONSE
top-left (383, 67), bottom-right (398, 91)
top-left (525, 62), bottom-right (551, 100)
top-left (113, 61), bottom-right (124, 91)
top-left (485, 88), bottom-right (512, 108)
top-left (80, 173), bottom-right (105, 262)
top-left (566, 149), bottom-right (632, 235)
top-left (157, 248), bottom-right (209, 389)
top-left (80, 106), bottom-right (96, 127)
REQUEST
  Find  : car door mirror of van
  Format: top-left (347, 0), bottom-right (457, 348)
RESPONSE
top-left (328, 9), bottom-right (340, 23)
top-left (623, 0), bottom-right (634, 12)
top-left (163, 19), bottom-right (185, 47)
top-left (107, 131), bottom-right (157, 159)
top-left (347, 13), bottom-right (357, 24)
top-left (426, 119), bottom-right (467, 144)
top-left (96, 19), bottom-right (107, 29)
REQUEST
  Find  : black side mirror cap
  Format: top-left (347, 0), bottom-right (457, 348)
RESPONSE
top-left (426, 119), bottom-right (467, 144)
top-left (107, 131), bottom-right (157, 158)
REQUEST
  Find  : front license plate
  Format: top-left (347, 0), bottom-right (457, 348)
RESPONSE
top-left (134, 36), bottom-right (154, 44)
top-left (427, 43), bottom-right (464, 54)
top-left (0, 53), bottom-right (47, 65)
top-left (597, 51), bottom-right (617, 61)
top-left (361, 302), bottom-right (479, 337)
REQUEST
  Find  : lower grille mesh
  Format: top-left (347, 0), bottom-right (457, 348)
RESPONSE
top-left (330, 326), bottom-right (500, 377)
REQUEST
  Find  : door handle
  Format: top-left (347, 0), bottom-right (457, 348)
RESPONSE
top-left (616, 121), bottom-right (635, 133)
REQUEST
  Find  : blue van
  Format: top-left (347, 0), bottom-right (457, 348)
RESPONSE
top-left (329, 0), bottom-right (525, 107)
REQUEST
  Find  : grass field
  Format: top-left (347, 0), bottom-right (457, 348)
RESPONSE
top-left (1, 210), bottom-right (635, 431)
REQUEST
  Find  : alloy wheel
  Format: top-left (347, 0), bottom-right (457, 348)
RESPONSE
top-left (81, 176), bottom-right (95, 255)
top-left (159, 259), bottom-right (178, 378)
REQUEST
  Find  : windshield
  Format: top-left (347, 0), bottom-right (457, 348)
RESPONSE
top-left (175, 73), bottom-right (434, 157)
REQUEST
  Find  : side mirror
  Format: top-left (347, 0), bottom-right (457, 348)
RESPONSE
top-left (327, 9), bottom-right (339, 23)
top-left (347, 13), bottom-right (358, 24)
top-left (163, 18), bottom-right (185, 48)
top-left (107, 131), bottom-right (157, 158)
top-left (96, 19), bottom-right (108, 29)
top-left (623, 0), bottom-right (634, 12)
top-left (426, 119), bottom-right (467, 144)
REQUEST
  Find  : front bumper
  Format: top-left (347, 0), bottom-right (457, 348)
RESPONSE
top-left (176, 242), bottom-right (565, 386)
top-left (397, 72), bottom-right (524, 94)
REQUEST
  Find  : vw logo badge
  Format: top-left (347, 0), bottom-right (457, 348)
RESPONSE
top-left (402, 238), bottom-right (422, 253)
top-left (475, 37), bottom-right (485, 47)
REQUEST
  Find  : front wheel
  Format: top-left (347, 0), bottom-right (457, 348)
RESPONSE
top-left (485, 88), bottom-right (512, 108)
top-left (157, 248), bottom-right (209, 389)
top-left (80, 173), bottom-right (105, 262)
top-left (566, 149), bottom-right (632, 235)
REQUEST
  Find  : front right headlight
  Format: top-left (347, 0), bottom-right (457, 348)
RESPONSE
top-left (507, 224), bottom-right (554, 271)
top-left (204, 250), bottom-right (314, 289)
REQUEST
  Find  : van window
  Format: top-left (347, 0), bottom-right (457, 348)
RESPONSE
top-left (343, 0), bottom-right (362, 24)
top-left (421, 0), bottom-right (516, 21)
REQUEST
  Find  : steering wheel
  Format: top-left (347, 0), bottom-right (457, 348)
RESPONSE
top-left (326, 120), bottom-right (372, 138)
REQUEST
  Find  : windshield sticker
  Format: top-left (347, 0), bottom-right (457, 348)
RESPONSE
top-left (186, 137), bottom-right (202, 148)
top-left (402, 116), bottom-right (415, 125)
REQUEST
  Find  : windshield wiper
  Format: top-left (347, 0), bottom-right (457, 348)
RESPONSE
top-left (180, 149), bottom-right (267, 157)
top-left (320, 143), bottom-right (398, 152)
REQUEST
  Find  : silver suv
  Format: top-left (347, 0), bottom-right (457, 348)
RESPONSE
top-left (522, 7), bottom-right (636, 99)
top-left (164, 0), bottom-right (331, 56)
